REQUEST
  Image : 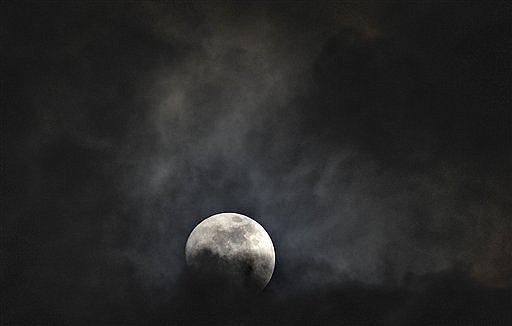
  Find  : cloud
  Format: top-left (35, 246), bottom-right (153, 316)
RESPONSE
top-left (2, 1), bottom-right (510, 324)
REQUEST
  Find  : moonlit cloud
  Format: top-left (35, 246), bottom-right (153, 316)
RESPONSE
top-left (3, 2), bottom-right (510, 325)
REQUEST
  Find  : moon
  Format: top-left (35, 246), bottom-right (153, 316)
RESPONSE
top-left (185, 212), bottom-right (275, 295)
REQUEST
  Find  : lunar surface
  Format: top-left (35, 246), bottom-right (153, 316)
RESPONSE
top-left (185, 213), bottom-right (275, 295)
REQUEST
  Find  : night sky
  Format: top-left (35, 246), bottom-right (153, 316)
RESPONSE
top-left (2, 1), bottom-right (511, 325)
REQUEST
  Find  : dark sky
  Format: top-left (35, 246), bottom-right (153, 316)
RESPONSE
top-left (2, 1), bottom-right (511, 325)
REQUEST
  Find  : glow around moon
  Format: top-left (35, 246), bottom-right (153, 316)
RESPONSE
top-left (185, 212), bottom-right (275, 294)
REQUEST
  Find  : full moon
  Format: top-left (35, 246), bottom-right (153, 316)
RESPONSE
top-left (185, 212), bottom-right (275, 295)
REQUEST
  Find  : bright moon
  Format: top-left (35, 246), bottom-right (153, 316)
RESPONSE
top-left (185, 212), bottom-right (275, 294)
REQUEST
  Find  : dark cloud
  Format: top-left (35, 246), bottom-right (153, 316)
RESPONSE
top-left (2, 1), bottom-right (511, 325)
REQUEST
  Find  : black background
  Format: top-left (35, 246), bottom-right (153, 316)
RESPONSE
top-left (2, 2), bottom-right (511, 325)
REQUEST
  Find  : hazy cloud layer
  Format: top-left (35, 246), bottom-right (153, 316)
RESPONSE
top-left (2, 2), bottom-right (510, 324)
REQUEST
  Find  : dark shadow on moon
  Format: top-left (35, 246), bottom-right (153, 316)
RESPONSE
top-left (187, 248), bottom-right (270, 296)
